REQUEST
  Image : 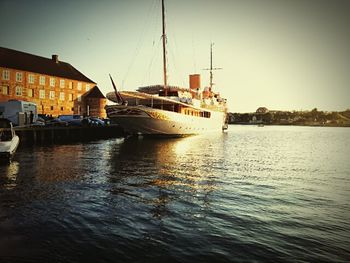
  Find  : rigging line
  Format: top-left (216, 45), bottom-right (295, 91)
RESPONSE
top-left (168, 32), bottom-right (186, 88)
top-left (140, 0), bottom-right (162, 86)
top-left (121, 0), bottom-right (158, 89)
top-left (168, 41), bottom-right (181, 87)
top-left (141, 37), bottom-right (162, 85)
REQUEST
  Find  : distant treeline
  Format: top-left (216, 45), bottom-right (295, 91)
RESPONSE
top-left (228, 108), bottom-right (350, 127)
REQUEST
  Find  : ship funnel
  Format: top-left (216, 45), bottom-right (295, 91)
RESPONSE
top-left (189, 74), bottom-right (201, 90)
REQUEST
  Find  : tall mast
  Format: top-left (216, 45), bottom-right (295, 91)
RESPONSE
top-left (162, 0), bottom-right (168, 96)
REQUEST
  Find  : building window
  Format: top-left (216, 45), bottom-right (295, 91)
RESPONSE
top-left (77, 82), bottom-right (82, 91)
top-left (16, 72), bottom-right (23, 82)
top-left (15, 86), bottom-right (23, 96)
top-left (49, 91), bottom-right (55, 100)
top-left (39, 89), bottom-right (45, 99)
top-left (60, 79), bottom-right (65, 88)
top-left (50, 77), bottom-right (55, 87)
top-left (86, 84), bottom-right (90, 91)
top-left (50, 106), bottom-right (54, 111)
top-left (61, 106), bottom-right (64, 111)
top-left (28, 74), bottom-right (35, 84)
top-left (39, 76), bottom-right (45, 85)
top-left (1, 85), bottom-right (9, 95)
top-left (28, 89), bottom-right (34, 97)
top-left (69, 81), bottom-right (73, 89)
top-left (68, 94), bottom-right (73, 101)
top-left (2, 70), bottom-right (10, 80)
top-left (59, 92), bottom-right (65, 101)
top-left (77, 94), bottom-right (82, 102)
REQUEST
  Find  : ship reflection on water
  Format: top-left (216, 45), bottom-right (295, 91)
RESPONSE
top-left (107, 135), bottom-right (219, 220)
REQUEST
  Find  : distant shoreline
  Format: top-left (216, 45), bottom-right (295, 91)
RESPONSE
top-left (227, 109), bottom-right (350, 127)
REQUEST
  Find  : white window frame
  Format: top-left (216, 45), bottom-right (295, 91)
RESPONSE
top-left (28, 74), bottom-right (35, 84)
top-left (39, 76), bottom-right (45, 85)
top-left (16, 72), bottom-right (23, 82)
top-left (60, 79), bottom-right (65, 88)
top-left (68, 93), bottom-right (73, 101)
top-left (28, 89), bottom-right (34, 97)
top-left (59, 92), bottom-right (65, 101)
top-left (69, 81), bottom-right (73, 89)
top-left (2, 70), bottom-right (10, 80)
top-left (15, 86), bottom-right (23, 96)
top-left (85, 84), bottom-right (90, 91)
top-left (77, 82), bottom-right (82, 91)
top-left (39, 90), bottom-right (45, 99)
top-left (49, 90), bottom-right (55, 100)
top-left (77, 94), bottom-right (82, 102)
top-left (1, 85), bottom-right (9, 95)
top-left (50, 77), bottom-right (55, 87)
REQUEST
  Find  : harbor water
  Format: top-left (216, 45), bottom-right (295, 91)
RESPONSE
top-left (0, 125), bottom-right (349, 262)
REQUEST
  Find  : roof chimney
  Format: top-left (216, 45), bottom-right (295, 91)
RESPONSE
top-left (52, 54), bottom-right (59, 63)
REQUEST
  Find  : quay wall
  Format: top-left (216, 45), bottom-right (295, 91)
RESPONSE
top-left (14, 125), bottom-right (124, 145)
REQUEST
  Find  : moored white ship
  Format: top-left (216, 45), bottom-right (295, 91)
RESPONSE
top-left (106, 81), bottom-right (228, 135)
top-left (105, 0), bottom-right (228, 136)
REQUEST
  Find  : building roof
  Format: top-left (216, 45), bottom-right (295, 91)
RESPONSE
top-left (83, 86), bottom-right (106, 99)
top-left (0, 47), bottom-right (95, 84)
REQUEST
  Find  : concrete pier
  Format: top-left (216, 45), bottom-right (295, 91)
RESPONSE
top-left (14, 125), bottom-right (125, 145)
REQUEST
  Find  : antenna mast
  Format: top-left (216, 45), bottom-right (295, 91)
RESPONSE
top-left (162, 0), bottom-right (168, 96)
top-left (204, 42), bottom-right (222, 90)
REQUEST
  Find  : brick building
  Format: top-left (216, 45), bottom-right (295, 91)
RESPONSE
top-left (0, 47), bottom-right (106, 118)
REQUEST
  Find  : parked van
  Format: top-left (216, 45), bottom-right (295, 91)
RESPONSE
top-left (0, 100), bottom-right (37, 126)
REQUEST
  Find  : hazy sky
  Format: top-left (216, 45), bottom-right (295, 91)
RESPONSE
top-left (1, 0), bottom-right (349, 112)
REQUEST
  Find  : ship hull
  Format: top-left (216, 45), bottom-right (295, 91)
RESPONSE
top-left (106, 105), bottom-right (226, 136)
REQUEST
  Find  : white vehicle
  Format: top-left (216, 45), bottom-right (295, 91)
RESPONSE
top-left (0, 100), bottom-right (37, 126)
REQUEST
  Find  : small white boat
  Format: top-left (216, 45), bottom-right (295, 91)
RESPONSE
top-left (0, 118), bottom-right (20, 160)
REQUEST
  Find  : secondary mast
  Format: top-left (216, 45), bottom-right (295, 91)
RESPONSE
top-left (161, 0), bottom-right (168, 96)
top-left (205, 43), bottom-right (222, 91)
